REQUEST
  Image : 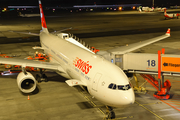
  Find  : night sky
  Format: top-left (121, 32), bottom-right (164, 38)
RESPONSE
top-left (0, 0), bottom-right (180, 7)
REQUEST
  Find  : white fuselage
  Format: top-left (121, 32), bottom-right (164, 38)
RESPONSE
top-left (142, 7), bottom-right (154, 12)
top-left (39, 30), bottom-right (135, 107)
top-left (164, 9), bottom-right (179, 19)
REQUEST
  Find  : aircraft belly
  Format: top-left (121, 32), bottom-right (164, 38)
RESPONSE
top-left (67, 68), bottom-right (80, 80)
top-left (56, 71), bottom-right (71, 79)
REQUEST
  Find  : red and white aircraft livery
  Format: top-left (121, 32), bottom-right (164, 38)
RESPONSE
top-left (164, 9), bottom-right (180, 19)
top-left (1, 0), bottom-right (170, 119)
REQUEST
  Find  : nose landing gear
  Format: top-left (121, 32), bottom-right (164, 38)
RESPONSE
top-left (104, 106), bottom-right (115, 119)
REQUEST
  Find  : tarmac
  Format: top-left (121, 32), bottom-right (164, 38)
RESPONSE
top-left (0, 9), bottom-right (180, 120)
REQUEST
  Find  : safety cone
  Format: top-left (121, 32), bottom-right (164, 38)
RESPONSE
top-left (28, 95), bottom-right (30, 100)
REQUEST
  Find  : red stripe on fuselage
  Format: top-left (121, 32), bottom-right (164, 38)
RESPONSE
top-left (164, 15), bottom-right (173, 19)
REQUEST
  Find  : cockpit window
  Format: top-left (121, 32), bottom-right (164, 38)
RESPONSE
top-left (118, 84), bottom-right (131, 90)
top-left (108, 83), bottom-right (131, 90)
top-left (113, 84), bottom-right (116, 89)
top-left (118, 85), bottom-right (124, 90)
top-left (108, 83), bottom-right (114, 89)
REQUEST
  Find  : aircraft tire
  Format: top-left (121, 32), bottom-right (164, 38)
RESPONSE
top-left (36, 74), bottom-right (41, 83)
top-left (107, 111), bottom-right (115, 119)
top-left (42, 74), bottom-right (48, 82)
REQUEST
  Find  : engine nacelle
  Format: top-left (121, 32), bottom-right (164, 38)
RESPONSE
top-left (17, 72), bottom-right (37, 93)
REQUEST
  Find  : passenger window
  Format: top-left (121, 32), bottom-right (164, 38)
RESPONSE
top-left (112, 84), bottom-right (116, 89)
top-left (108, 83), bottom-right (114, 89)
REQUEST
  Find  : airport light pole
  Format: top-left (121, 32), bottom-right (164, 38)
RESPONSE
top-left (152, 0), bottom-right (154, 7)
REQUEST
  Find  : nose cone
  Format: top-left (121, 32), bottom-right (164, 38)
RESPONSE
top-left (117, 89), bottom-right (135, 106)
top-left (107, 88), bottom-right (135, 107)
top-left (98, 88), bottom-right (135, 108)
top-left (123, 89), bottom-right (135, 105)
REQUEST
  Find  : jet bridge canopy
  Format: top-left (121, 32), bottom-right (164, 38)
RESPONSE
top-left (123, 53), bottom-right (158, 72)
top-left (118, 53), bottom-right (180, 76)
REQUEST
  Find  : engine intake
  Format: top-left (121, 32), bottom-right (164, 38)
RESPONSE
top-left (17, 72), bottom-right (37, 93)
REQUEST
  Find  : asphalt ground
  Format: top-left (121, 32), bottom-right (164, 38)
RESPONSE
top-left (0, 9), bottom-right (180, 120)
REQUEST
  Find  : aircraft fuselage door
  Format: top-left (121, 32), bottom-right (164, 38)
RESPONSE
top-left (92, 73), bottom-right (102, 92)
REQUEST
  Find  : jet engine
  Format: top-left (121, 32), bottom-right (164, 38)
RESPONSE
top-left (17, 72), bottom-right (37, 93)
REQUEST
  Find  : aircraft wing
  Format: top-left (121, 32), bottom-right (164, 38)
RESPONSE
top-left (9, 31), bottom-right (39, 36)
top-left (51, 27), bottom-right (72, 34)
top-left (107, 28), bottom-right (170, 54)
top-left (0, 57), bottom-right (65, 72)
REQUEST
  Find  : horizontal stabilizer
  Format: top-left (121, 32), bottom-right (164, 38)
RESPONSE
top-left (51, 27), bottom-right (72, 34)
top-left (9, 31), bottom-right (39, 36)
top-left (65, 79), bottom-right (87, 86)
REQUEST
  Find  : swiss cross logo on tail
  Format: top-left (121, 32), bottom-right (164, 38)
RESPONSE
top-left (166, 29), bottom-right (170, 34)
top-left (73, 57), bottom-right (92, 74)
top-left (165, 28), bottom-right (170, 36)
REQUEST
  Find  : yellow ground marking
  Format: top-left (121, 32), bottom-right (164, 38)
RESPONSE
top-left (116, 116), bottom-right (134, 119)
top-left (135, 101), bottom-right (164, 120)
top-left (141, 102), bottom-right (162, 105)
top-left (79, 86), bottom-right (134, 120)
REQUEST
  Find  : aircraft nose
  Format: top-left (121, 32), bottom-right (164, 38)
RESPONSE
top-left (122, 89), bottom-right (135, 105)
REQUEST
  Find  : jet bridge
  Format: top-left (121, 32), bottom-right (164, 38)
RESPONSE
top-left (97, 49), bottom-right (180, 75)
top-left (117, 50), bottom-right (180, 99)
top-left (115, 52), bottom-right (180, 76)
top-left (98, 49), bottom-right (180, 99)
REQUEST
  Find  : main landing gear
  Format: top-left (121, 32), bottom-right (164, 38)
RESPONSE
top-left (105, 106), bottom-right (115, 119)
top-left (36, 69), bottom-right (48, 83)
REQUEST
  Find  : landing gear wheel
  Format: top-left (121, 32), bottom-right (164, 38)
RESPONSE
top-left (36, 74), bottom-right (41, 83)
top-left (107, 111), bottom-right (115, 119)
top-left (42, 74), bottom-right (48, 82)
top-left (36, 69), bottom-right (48, 82)
top-left (105, 106), bottom-right (116, 119)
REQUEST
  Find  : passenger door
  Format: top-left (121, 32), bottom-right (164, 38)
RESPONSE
top-left (92, 73), bottom-right (102, 92)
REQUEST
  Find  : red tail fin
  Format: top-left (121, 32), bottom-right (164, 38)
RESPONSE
top-left (39, 0), bottom-right (47, 30)
top-left (164, 9), bottom-right (167, 15)
top-left (165, 28), bottom-right (170, 36)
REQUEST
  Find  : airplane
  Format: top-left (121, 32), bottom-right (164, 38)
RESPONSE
top-left (20, 13), bottom-right (40, 17)
top-left (164, 9), bottom-right (180, 19)
top-left (138, 6), bottom-right (154, 12)
top-left (1, 0), bottom-right (170, 119)
top-left (154, 7), bottom-right (166, 11)
top-left (139, 7), bottom-right (166, 13)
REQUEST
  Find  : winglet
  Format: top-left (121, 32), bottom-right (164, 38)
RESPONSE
top-left (165, 28), bottom-right (170, 36)
top-left (39, 0), bottom-right (48, 31)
